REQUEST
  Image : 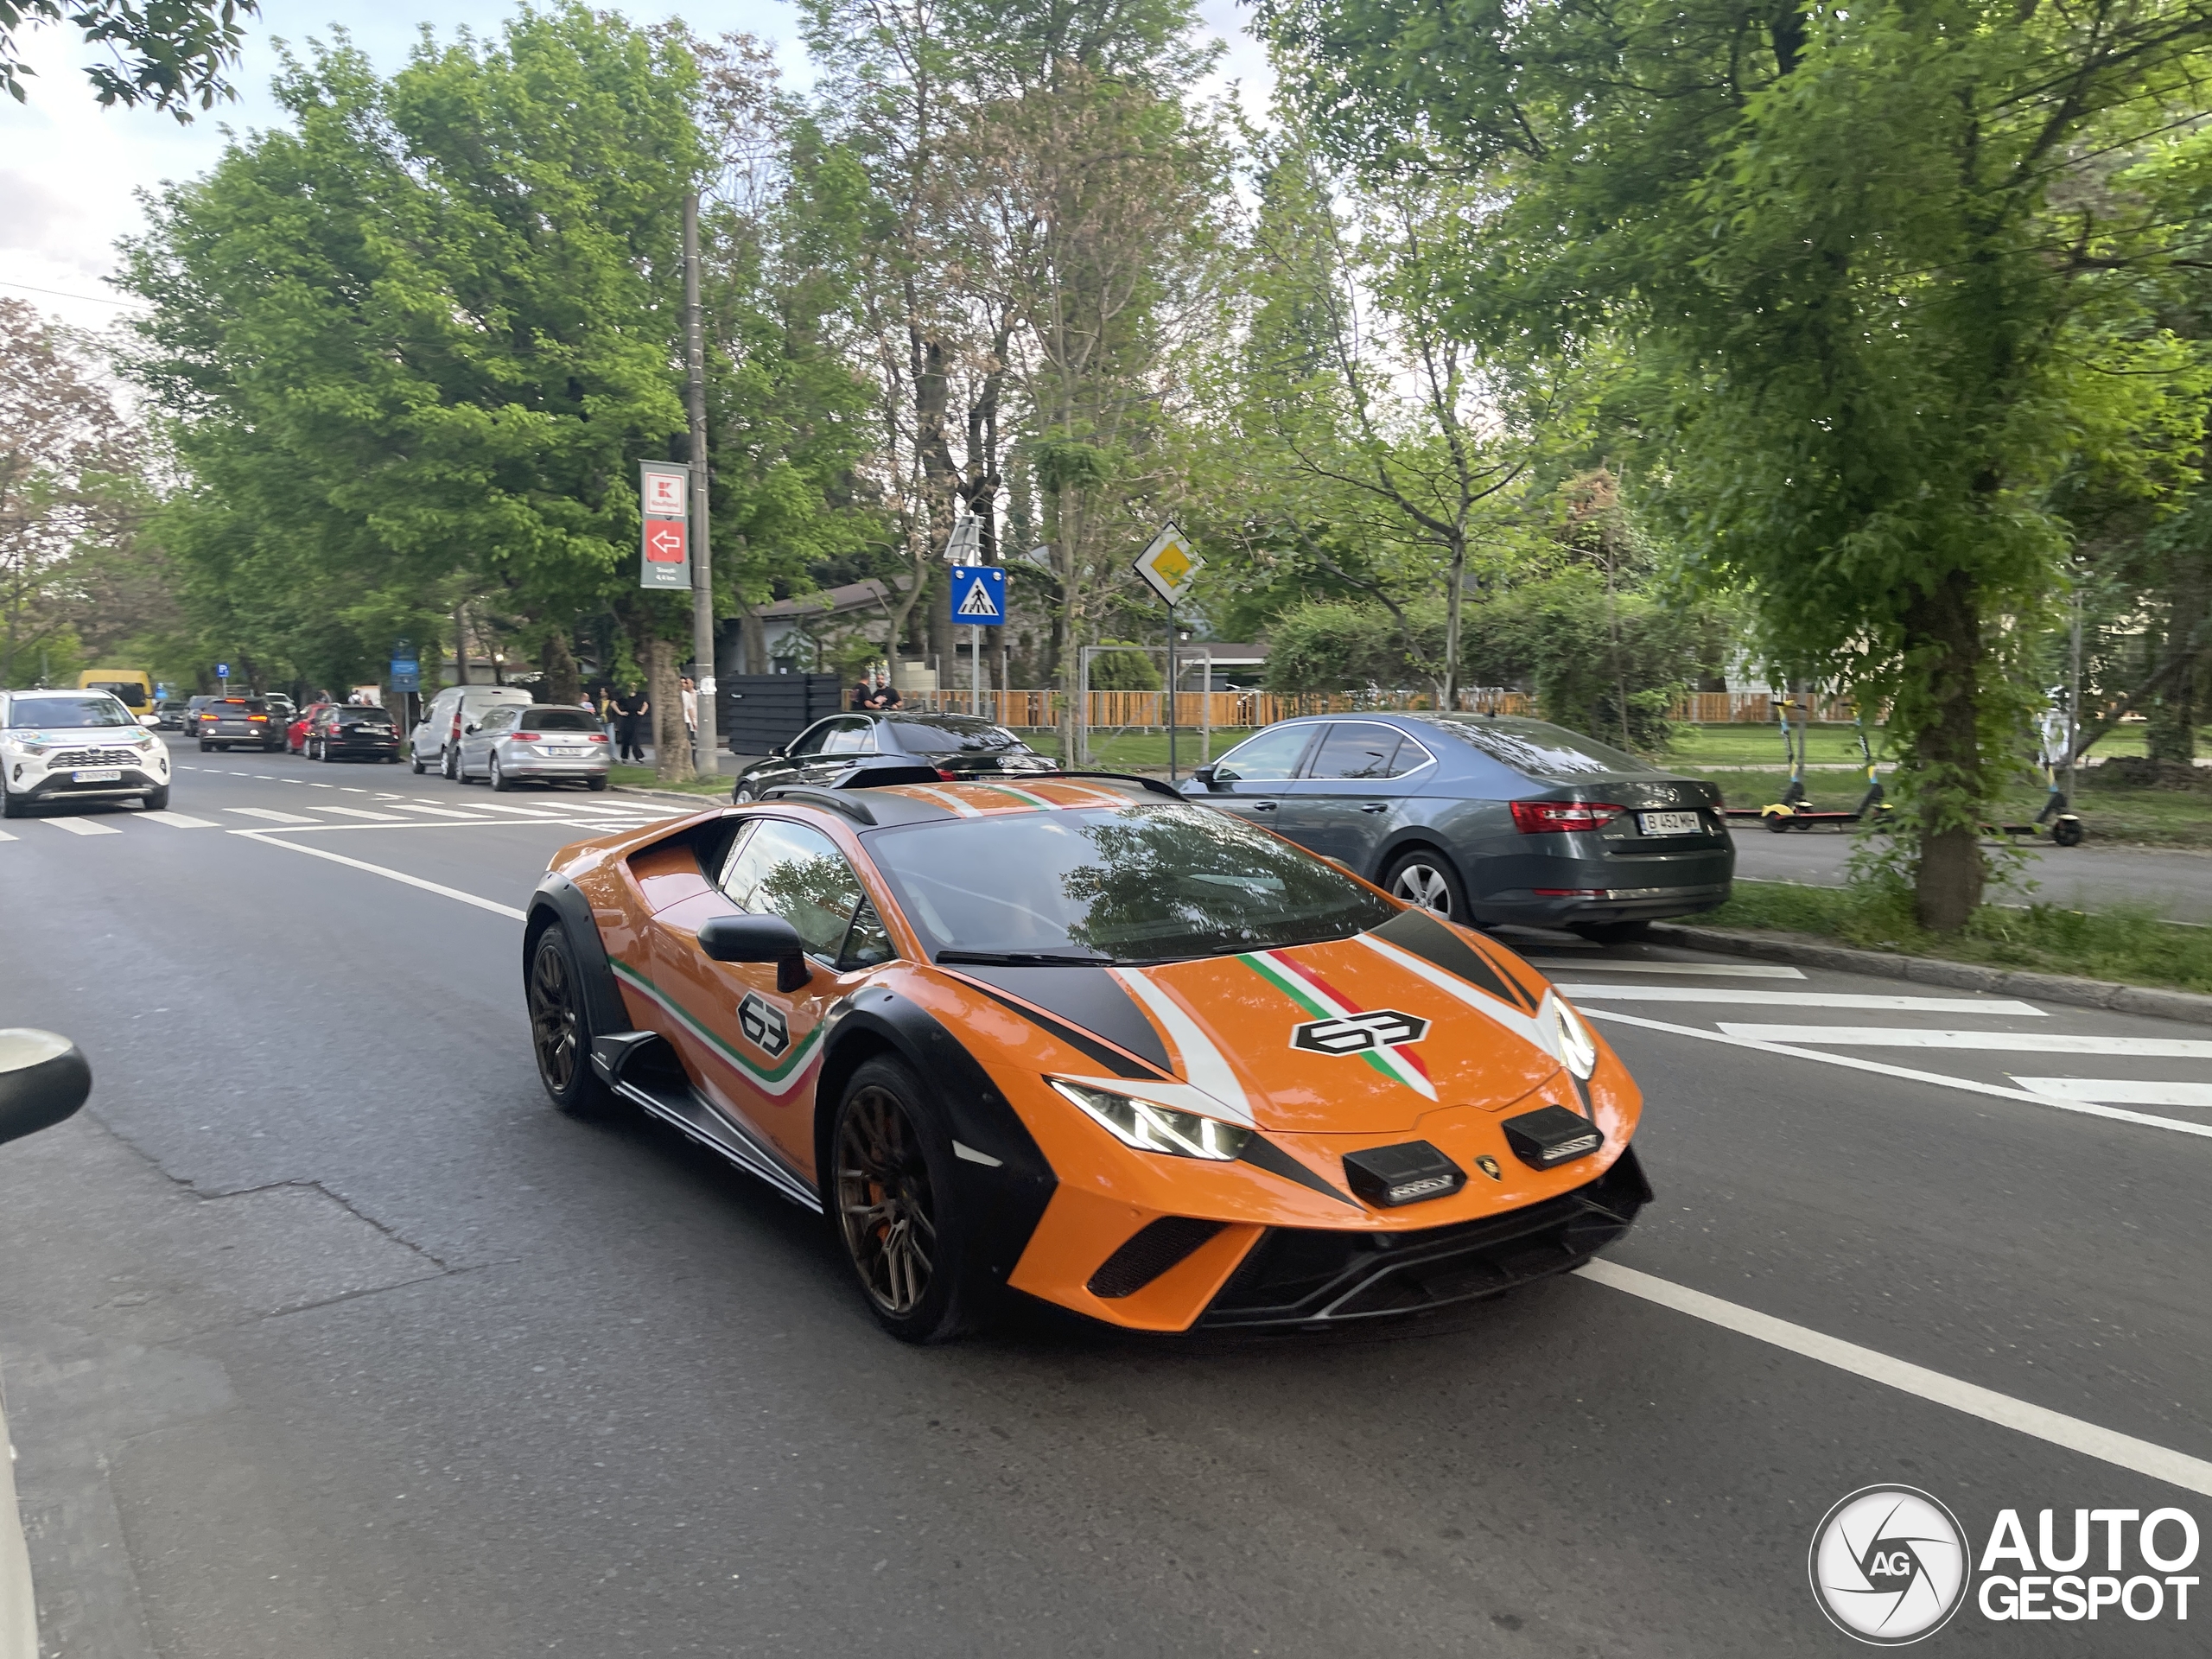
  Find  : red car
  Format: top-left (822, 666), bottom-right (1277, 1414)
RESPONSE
top-left (289, 701), bottom-right (333, 753)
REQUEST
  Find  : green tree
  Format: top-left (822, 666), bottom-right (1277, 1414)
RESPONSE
top-left (1257, 0), bottom-right (2212, 929)
top-left (3, 0), bottom-right (257, 116)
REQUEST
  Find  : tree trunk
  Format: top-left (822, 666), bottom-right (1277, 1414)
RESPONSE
top-left (2143, 544), bottom-right (2205, 764)
top-left (1905, 567), bottom-right (1984, 932)
top-left (1442, 541), bottom-right (1465, 710)
top-left (648, 636), bottom-right (691, 783)
top-left (541, 628), bottom-right (581, 705)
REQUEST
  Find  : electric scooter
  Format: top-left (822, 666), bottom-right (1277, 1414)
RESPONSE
top-left (1983, 697), bottom-right (2085, 847)
top-left (1757, 717), bottom-right (1893, 833)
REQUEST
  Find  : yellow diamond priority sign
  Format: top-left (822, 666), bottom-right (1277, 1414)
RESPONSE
top-left (1132, 522), bottom-right (1202, 606)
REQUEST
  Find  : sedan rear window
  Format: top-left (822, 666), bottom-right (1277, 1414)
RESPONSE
top-left (7, 695), bottom-right (137, 728)
top-left (865, 802), bottom-right (1393, 963)
top-left (514, 709), bottom-right (602, 731)
top-left (1419, 715), bottom-right (1644, 779)
top-left (883, 718), bottom-right (1024, 753)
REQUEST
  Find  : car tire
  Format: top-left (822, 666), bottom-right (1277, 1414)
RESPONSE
top-left (526, 925), bottom-right (620, 1120)
top-left (490, 755), bottom-right (514, 792)
top-left (141, 785), bottom-right (170, 811)
top-left (733, 783), bottom-right (756, 804)
top-left (442, 746), bottom-right (458, 780)
top-left (0, 789), bottom-right (23, 819)
top-left (385, 753), bottom-right (399, 764)
top-left (198, 740), bottom-right (212, 753)
top-left (410, 750), bottom-right (426, 773)
top-left (587, 774), bottom-right (608, 791)
top-left (1382, 848), bottom-right (1468, 921)
top-left (830, 1056), bottom-right (992, 1344)
top-left (1569, 918), bottom-right (1651, 946)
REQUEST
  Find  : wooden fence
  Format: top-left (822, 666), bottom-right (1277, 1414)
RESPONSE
top-left (899, 687), bottom-right (1860, 729)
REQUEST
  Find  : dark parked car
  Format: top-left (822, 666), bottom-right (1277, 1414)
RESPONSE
top-left (1180, 713), bottom-right (1732, 943)
top-left (194, 696), bottom-right (284, 753)
top-left (305, 702), bottom-right (401, 763)
top-left (729, 712), bottom-right (1053, 802)
top-left (153, 699), bottom-right (192, 730)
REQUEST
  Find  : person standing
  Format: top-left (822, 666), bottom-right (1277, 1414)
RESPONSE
top-left (680, 677), bottom-right (699, 760)
top-left (613, 683), bottom-right (650, 763)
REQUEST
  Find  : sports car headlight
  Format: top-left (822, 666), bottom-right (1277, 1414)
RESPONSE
top-left (1048, 1080), bottom-right (1252, 1161)
top-left (1552, 998), bottom-right (1598, 1080)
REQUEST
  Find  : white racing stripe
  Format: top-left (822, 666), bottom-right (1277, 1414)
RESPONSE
top-left (1524, 960), bottom-right (1805, 978)
top-left (224, 807), bottom-right (317, 824)
top-left (1557, 987), bottom-right (2046, 1014)
top-left (1579, 1260), bottom-right (2212, 1497)
top-left (1588, 1008), bottom-right (2212, 1139)
top-left (1107, 967), bottom-right (1255, 1125)
top-left (44, 817), bottom-right (121, 836)
top-left (236, 831), bottom-right (527, 919)
top-left (2013, 1077), bottom-right (2212, 1109)
top-left (1717, 1025), bottom-right (2212, 1057)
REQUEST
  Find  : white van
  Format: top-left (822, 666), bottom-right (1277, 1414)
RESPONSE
top-left (410, 684), bottom-right (533, 778)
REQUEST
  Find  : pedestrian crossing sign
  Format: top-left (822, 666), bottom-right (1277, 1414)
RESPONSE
top-left (949, 564), bottom-right (1007, 626)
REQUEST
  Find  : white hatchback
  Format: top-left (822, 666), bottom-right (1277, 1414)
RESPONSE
top-left (1, 689), bottom-right (170, 818)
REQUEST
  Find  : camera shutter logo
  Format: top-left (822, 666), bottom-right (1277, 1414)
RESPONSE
top-left (737, 992), bottom-right (790, 1058)
top-left (1291, 1009), bottom-right (1429, 1056)
top-left (1809, 1485), bottom-right (1969, 1645)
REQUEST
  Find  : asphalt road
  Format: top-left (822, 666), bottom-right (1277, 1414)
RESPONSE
top-left (2, 735), bottom-right (2207, 1656)
top-left (1732, 829), bottom-right (2212, 922)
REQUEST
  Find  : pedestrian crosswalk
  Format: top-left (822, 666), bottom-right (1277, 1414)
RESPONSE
top-left (1, 795), bottom-right (688, 843)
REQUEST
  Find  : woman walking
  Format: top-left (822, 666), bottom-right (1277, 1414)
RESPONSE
top-left (613, 683), bottom-right (650, 764)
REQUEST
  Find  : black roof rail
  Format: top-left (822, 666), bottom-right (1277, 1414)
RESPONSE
top-left (755, 784), bottom-right (878, 824)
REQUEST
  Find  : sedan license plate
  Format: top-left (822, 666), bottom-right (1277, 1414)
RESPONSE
top-left (73, 768), bottom-right (123, 783)
top-left (1637, 810), bottom-right (1701, 836)
top-left (545, 747), bottom-right (590, 757)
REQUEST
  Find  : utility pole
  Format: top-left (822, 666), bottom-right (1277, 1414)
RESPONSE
top-left (2066, 582), bottom-right (2084, 804)
top-left (683, 191), bottom-right (719, 779)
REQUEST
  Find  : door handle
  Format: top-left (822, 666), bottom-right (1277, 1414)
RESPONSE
top-left (1250, 800), bottom-right (1277, 812)
top-left (1359, 802), bottom-right (1389, 813)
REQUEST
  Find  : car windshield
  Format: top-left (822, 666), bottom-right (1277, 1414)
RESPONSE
top-left (6, 695), bottom-right (136, 729)
top-left (1419, 715), bottom-right (1646, 779)
top-left (865, 802), bottom-right (1394, 963)
top-left (514, 709), bottom-right (601, 731)
top-left (884, 717), bottom-right (1022, 753)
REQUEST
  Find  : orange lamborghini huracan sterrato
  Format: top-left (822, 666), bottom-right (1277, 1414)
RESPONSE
top-left (523, 769), bottom-right (1651, 1343)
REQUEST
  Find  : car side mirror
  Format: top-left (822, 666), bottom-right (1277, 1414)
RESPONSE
top-left (1192, 766), bottom-right (1218, 786)
top-left (697, 913), bottom-right (814, 991)
top-left (768, 743), bottom-right (788, 759)
top-left (138, 714), bottom-right (161, 728)
top-left (0, 1030), bottom-right (92, 1149)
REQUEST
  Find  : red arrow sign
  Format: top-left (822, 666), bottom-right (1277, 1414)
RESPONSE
top-left (644, 520), bottom-right (688, 563)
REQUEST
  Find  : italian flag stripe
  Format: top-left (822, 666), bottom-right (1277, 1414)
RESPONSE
top-left (1237, 950), bottom-right (1436, 1099)
top-left (610, 958), bottom-right (823, 1090)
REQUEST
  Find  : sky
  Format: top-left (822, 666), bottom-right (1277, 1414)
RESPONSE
top-left (0, 0), bottom-right (1274, 334)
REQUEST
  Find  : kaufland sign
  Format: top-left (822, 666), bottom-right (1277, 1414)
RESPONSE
top-left (640, 461), bottom-right (690, 591)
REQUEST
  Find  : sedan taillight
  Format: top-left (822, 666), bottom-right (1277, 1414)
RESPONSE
top-left (1510, 799), bottom-right (1624, 834)
top-left (587, 734), bottom-right (608, 743)
top-left (512, 732), bottom-right (540, 741)
top-left (936, 767), bottom-right (957, 780)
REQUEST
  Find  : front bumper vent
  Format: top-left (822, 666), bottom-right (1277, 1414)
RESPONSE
top-left (1087, 1217), bottom-right (1225, 1300)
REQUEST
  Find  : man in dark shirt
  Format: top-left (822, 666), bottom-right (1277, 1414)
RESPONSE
top-left (613, 684), bottom-right (650, 762)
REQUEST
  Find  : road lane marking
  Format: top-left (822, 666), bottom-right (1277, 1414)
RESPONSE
top-left (1579, 1259), bottom-right (2212, 1498)
top-left (1586, 1008), bottom-right (2212, 1138)
top-left (315, 806), bottom-right (405, 822)
top-left (138, 810), bottom-right (217, 828)
top-left (0, 829), bottom-right (15, 842)
top-left (224, 807), bottom-right (318, 824)
top-left (385, 804), bottom-right (493, 821)
top-left (235, 831), bottom-right (527, 919)
top-left (1715, 1025), bottom-right (2212, 1055)
top-left (42, 817), bottom-right (122, 836)
top-left (1560, 987), bottom-right (2045, 1014)
top-left (467, 803), bottom-right (569, 817)
top-left (2012, 1077), bottom-right (2212, 1108)
top-left (1526, 960), bottom-right (1806, 978)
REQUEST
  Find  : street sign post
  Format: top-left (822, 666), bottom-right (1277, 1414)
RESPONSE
top-left (216, 661), bottom-right (230, 694)
top-left (1131, 524), bottom-right (1201, 781)
top-left (639, 461), bottom-right (691, 591)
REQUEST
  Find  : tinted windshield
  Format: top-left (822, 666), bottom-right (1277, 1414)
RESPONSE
top-left (1420, 715), bottom-right (1646, 779)
top-left (515, 709), bottom-right (601, 731)
top-left (884, 717), bottom-right (1022, 753)
top-left (866, 802), bottom-right (1394, 963)
top-left (7, 695), bottom-right (136, 729)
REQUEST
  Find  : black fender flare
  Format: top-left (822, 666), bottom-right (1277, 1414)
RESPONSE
top-left (524, 874), bottom-right (631, 1043)
top-left (817, 987), bottom-right (1057, 1290)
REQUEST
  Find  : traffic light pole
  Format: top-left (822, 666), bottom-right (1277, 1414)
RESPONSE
top-left (683, 191), bottom-right (719, 778)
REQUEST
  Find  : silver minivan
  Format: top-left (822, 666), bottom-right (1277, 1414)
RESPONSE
top-left (410, 684), bottom-right (532, 777)
top-left (455, 703), bottom-right (610, 791)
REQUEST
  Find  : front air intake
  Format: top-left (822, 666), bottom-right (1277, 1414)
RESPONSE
top-left (1087, 1217), bottom-right (1226, 1300)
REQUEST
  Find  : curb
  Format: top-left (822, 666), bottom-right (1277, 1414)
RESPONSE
top-left (1645, 923), bottom-right (2212, 1027)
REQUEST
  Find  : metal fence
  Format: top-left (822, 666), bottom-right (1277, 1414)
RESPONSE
top-left (894, 687), bottom-right (1860, 729)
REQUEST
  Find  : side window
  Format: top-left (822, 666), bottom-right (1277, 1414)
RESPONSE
top-left (821, 721), bottom-right (868, 756)
top-left (480, 707), bottom-right (517, 732)
top-left (838, 900), bottom-right (897, 969)
top-left (787, 721), bottom-right (835, 757)
top-left (1306, 723), bottom-right (1407, 781)
top-left (719, 818), bottom-right (868, 960)
top-left (1212, 724), bottom-right (1314, 784)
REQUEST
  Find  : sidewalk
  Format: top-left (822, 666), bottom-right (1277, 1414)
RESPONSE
top-left (1731, 833), bottom-right (2212, 924)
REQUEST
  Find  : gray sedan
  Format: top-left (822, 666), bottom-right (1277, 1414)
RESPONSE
top-left (1181, 712), bottom-right (1732, 944)
top-left (456, 705), bottom-right (611, 791)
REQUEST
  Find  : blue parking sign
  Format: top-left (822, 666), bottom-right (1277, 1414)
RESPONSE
top-left (948, 564), bottom-right (1007, 626)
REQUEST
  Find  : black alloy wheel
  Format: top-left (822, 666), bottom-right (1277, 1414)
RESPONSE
top-left (1382, 848), bottom-right (1468, 921)
top-left (527, 925), bottom-right (616, 1118)
top-left (831, 1058), bottom-right (985, 1343)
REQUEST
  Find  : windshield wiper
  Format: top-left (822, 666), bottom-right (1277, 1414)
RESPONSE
top-left (935, 950), bottom-right (1111, 967)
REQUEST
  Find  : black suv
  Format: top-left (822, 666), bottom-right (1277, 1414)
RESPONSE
top-left (194, 696), bottom-right (284, 752)
top-left (307, 703), bottom-right (401, 763)
top-left (731, 712), bottom-right (1052, 801)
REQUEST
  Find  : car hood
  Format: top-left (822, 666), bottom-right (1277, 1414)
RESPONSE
top-left (950, 908), bottom-right (1572, 1136)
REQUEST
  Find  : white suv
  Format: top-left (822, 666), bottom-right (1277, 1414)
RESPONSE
top-left (1, 689), bottom-right (170, 818)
